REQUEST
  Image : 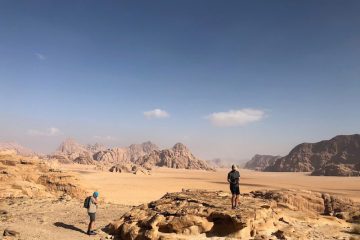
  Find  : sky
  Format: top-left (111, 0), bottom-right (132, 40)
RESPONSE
top-left (0, 1), bottom-right (359, 161)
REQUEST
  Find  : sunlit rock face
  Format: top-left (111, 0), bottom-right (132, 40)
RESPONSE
top-left (108, 189), bottom-right (360, 240)
top-left (135, 143), bottom-right (213, 171)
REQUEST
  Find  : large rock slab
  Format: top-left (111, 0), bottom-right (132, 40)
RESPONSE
top-left (109, 189), bottom-right (359, 240)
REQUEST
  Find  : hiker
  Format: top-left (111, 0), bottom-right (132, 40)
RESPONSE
top-left (87, 191), bottom-right (99, 235)
top-left (227, 165), bottom-right (240, 209)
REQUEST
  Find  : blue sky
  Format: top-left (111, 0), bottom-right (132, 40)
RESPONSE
top-left (0, 1), bottom-right (359, 160)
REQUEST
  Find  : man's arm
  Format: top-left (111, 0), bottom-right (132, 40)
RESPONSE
top-left (91, 197), bottom-right (98, 205)
top-left (227, 173), bottom-right (231, 183)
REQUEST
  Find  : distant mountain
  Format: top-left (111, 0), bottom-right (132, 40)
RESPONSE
top-left (244, 154), bottom-right (281, 171)
top-left (50, 138), bottom-right (106, 164)
top-left (0, 142), bottom-right (37, 156)
top-left (206, 158), bottom-right (228, 168)
top-left (93, 141), bottom-right (159, 164)
top-left (265, 134), bottom-right (360, 176)
top-left (135, 143), bottom-right (213, 171)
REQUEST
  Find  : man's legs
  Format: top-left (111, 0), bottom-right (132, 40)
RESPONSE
top-left (87, 214), bottom-right (96, 235)
top-left (234, 194), bottom-right (239, 208)
top-left (87, 220), bottom-right (92, 234)
top-left (231, 194), bottom-right (236, 208)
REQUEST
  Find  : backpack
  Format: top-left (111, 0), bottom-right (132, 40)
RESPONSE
top-left (83, 196), bottom-right (91, 208)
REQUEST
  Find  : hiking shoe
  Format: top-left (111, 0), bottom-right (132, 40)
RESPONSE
top-left (87, 231), bottom-right (96, 235)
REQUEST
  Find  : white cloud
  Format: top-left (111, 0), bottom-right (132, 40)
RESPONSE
top-left (35, 53), bottom-right (46, 60)
top-left (27, 127), bottom-right (62, 136)
top-left (207, 108), bottom-right (265, 127)
top-left (143, 109), bottom-right (169, 119)
top-left (93, 135), bottom-right (117, 141)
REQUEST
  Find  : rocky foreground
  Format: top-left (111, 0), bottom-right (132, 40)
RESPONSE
top-left (0, 150), bottom-right (86, 199)
top-left (109, 189), bottom-right (360, 240)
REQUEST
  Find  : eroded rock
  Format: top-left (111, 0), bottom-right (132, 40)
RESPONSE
top-left (109, 190), bottom-right (359, 240)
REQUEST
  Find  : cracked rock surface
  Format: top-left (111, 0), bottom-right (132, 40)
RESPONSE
top-left (109, 189), bottom-right (360, 239)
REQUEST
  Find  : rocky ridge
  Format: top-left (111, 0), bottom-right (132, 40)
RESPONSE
top-left (94, 141), bottom-right (159, 165)
top-left (0, 142), bottom-right (37, 157)
top-left (244, 154), bottom-right (282, 171)
top-left (0, 150), bottom-right (86, 199)
top-left (108, 189), bottom-right (360, 240)
top-left (109, 162), bottom-right (151, 175)
top-left (135, 143), bottom-right (213, 171)
top-left (265, 134), bottom-right (360, 176)
top-left (49, 138), bottom-right (105, 164)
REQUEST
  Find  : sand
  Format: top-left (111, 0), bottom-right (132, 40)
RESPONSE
top-left (61, 165), bottom-right (360, 205)
top-left (2, 165), bottom-right (360, 240)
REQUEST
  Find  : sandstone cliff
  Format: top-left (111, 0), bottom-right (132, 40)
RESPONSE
top-left (135, 143), bottom-right (212, 170)
top-left (94, 141), bottom-right (158, 165)
top-left (244, 154), bottom-right (281, 171)
top-left (0, 150), bottom-right (86, 199)
top-left (265, 134), bottom-right (360, 176)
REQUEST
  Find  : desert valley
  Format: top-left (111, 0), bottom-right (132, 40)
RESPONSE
top-left (1, 135), bottom-right (360, 240)
top-left (1, 2), bottom-right (360, 239)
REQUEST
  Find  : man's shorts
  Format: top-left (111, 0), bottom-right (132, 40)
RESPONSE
top-left (230, 184), bottom-right (240, 195)
top-left (88, 212), bottom-right (96, 221)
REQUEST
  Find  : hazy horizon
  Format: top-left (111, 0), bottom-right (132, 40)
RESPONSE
top-left (1, 1), bottom-right (359, 160)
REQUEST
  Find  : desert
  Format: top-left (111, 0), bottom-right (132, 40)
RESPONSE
top-left (2, 1), bottom-right (360, 239)
top-left (1, 143), bottom-right (360, 240)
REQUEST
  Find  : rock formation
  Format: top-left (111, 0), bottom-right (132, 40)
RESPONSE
top-left (94, 141), bottom-right (158, 165)
top-left (244, 154), bottom-right (281, 171)
top-left (108, 189), bottom-right (359, 240)
top-left (265, 134), bottom-right (360, 176)
top-left (135, 143), bottom-right (213, 170)
top-left (51, 138), bottom-right (105, 163)
top-left (0, 150), bottom-right (86, 199)
top-left (109, 163), bottom-right (151, 175)
top-left (73, 153), bottom-right (95, 165)
top-left (0, 142), bottom-right (37, 156)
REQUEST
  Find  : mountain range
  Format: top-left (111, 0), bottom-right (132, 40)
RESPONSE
top-left (261, 134), bottom-right (360, 176)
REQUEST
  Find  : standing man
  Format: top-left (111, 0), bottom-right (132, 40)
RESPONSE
top-left (87, 191), bottom-right (99, 235)
top-left (227, 165), bottom-right (240, 209)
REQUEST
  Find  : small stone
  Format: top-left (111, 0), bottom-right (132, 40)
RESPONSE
top-left (3, 228), bottom-right (20, 237)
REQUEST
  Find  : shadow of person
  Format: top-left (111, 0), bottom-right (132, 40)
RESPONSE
top-left (54, 222), bottom-right (87, 234)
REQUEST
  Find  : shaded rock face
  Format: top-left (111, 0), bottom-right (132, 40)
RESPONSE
top-left (244, 154), bottom-right (281, 171)
top-left (0, 152), bottom-right (86, 199)
top-left (312, 163), bottom-right (360, 176)
top-left (0, 142), bottom-right (36, 156)
top-left (108, 189), bottom-right (359, 240)
top-left (109, 163), bottom-right (151, 175)
top-left (265, 134), bottom-right (360, 176)
top-left (73, 153), bottom-right (95, 165)
top-left (135, 143), bottom-right (213, 171)
top-left (94, 141), bottom-right (159, 165)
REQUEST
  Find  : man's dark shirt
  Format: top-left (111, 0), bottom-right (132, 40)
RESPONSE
top-left (227, 170), bottom-right (240, 186)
